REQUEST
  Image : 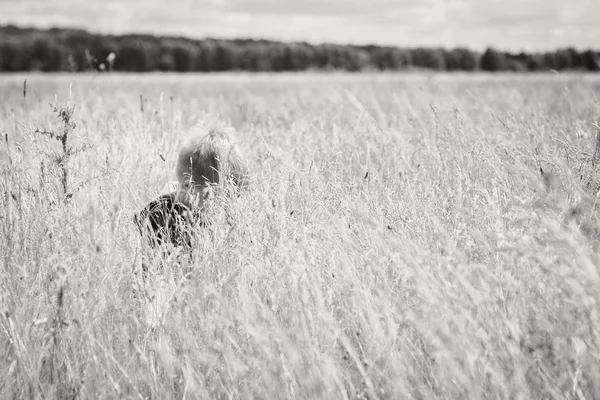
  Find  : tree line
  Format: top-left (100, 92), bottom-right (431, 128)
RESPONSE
top-left (1, 25), bottom-right (599, 73)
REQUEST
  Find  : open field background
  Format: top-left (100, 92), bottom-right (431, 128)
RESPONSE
top-left (1, 72), bottom-right (600, 399)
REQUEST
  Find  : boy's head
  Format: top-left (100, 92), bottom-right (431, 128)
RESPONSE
top-left (175, 125), bottom-right (248, 209)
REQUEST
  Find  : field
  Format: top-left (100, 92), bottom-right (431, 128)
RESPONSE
top-left (1, 72), bottom-right (600, 399)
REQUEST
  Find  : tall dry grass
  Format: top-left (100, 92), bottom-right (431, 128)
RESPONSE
top-left (1, 72), bottom-right (600, 399)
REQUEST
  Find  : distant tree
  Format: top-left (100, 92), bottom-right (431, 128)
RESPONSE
top-left (481, 47), bottom-right (508, 71)
top-left (61, 33), bottom-right (91, 71)
top-left (0, 24), bottom-right (598, 73)
top-left (582, 50), bottom-right (600, 71)
top-left (371, 47), bottom-right (411, 70)
top-left (565, 47), bottom-right (583, 69)
top-left (194, 41), bottom-right (214, 71)
top-left (505, 57), bottom-right (527, 72)
top-left (290, 43), bottom-right (316, 70)
top-left (158, 51), bottom-right (175, 71)
top-left (445, 49), bottom-right (462, 71)
top-left (279, 45), bottom-right (295, 71)
top-left (95, 39), bottom-right (118, 69)
top-left (0, 39), bottom-right (27, 71)
top-left (270, 44), bottom-right (287, 71)
top-left (322, 45), bottom-right (346, 70)
top-left (524, 53), bottom-right (546, 71)
top-left (29, 37), bottom-right (66, 71)
top-left (395, 49), bottom-right (413, 69)
top-left (371, 47), bottom-right (391, 70)
top-left (214, 42), bottom-right (238, 71)
top-left (313, 45), bottom-right (332, 69)
top-left (445, 48), bottom-right (478, 71)
top-left (171, 42), bottom-right (196, 72)
top-left (410, 48), bottom-right (446, 70)
top-left (542, 52), bottom-right (558, 70)
top-left (237, 43), bottom-right (266, 71)
top-left (117, 39), bottom-right (155, 71)
top-left (343, 47), bottom-right (370, 71)
top-left (553, 49), bottom-right (574, 70)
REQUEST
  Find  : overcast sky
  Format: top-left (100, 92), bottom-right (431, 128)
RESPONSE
top-left (0, 0), bottom-right (598, 51)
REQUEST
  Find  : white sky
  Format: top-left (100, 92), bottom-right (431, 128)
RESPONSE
top-left (0, 0), bottom-right (598, 51)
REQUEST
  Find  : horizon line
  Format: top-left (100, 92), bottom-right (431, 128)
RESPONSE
top-left (2, 23), bottom-right (598, 55)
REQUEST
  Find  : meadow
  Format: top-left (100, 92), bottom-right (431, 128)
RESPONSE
top-left (1, 71), bottom-right (600, 399)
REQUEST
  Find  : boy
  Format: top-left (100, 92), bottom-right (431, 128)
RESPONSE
top-left (135, 124), bottom-right (248, 249)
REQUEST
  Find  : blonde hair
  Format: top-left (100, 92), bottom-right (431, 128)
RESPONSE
top-left (175, 124), bottom-right (248, 207)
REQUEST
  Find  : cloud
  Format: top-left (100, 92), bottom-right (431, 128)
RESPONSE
top-left (0, 0), bottom-right (598, 51)
top-left (442, 0), bottom-right (600, 50)
top-left (220, 0), bottom-right (423, 16)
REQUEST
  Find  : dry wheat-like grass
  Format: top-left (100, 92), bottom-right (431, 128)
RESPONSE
top-left (1, 72), bottom-right (600, 399)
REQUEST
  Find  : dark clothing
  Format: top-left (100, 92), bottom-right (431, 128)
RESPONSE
top-left (134, 193), bottom-right (203, 248)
